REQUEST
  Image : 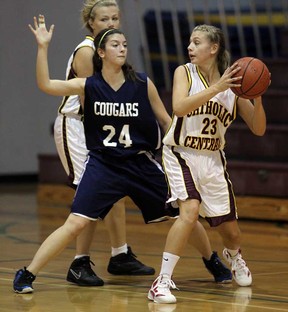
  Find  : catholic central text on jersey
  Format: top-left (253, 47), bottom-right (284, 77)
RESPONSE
top-left (94, 101), bottom-right (139, 117)
top-left (187, 100), bottom-right (233, 127)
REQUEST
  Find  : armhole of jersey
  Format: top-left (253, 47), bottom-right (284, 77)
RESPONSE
top-left (182, 64), bottom-right (192, 93)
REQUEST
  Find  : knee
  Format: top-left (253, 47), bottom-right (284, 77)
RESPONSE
top-left (64, 215), bottom-right (89, 237)
top-left (219, 224), bottom-right (241, 244)
top-left (179, 205), bottom-right (199, 225)
top-left (228, 228), bottom-right (241, 242)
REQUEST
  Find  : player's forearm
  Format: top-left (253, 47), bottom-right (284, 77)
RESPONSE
top-left (251, 97), bottom-right (266, 136)
top-left (36, 45), bottom-right (52, 93)
top-left (173, 85), bottom-right (220, 117)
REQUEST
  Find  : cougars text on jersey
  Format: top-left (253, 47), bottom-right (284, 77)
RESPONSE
top-left (94, 102), bottom-right (138, 117)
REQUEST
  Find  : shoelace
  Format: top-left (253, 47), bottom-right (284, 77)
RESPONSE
top-left (159, 278), bottom-right (179, 291)
top-left (126, 248), bottom-right (145, 264)
top-left (22, 267), bottom-right (36, 281)
top-left (82, 259), bottom-right (97, 276)
top-left (233, 257), bottom-right (248, 275)
top-left (127, 248), bottom-right (137, 259)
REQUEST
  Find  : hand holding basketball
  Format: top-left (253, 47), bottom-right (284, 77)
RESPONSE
top-left (231, 57), bottom-right (271, 99)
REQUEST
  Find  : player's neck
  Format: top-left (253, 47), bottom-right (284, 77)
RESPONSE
top-left (101, 68), bottom-right (125, 91)
top-left (199, 64), bottom-right (220, 85)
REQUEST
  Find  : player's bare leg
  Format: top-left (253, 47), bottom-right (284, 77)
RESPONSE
top-left (67, 198), bottom-right (155, 286)
top-left (13, 214), bottom-right (90, 293)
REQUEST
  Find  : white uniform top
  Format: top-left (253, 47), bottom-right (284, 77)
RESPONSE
top-left (58, 35), bottom-right (94, 116)
top-left (54, 36), bottom-right (94, 187)
top-left (162, 63), bottom-right (239, 226)
top-left (163, 63), bottom-right (237, 151)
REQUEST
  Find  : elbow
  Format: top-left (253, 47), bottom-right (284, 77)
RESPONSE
top-left (256, 129), bottom-right (266, 137)
top-left (37, 81), bottom-right (46, 92)
top-left (37, 81), bottom-right (51, 95)
top-left (37, 84), bottom-right (45, 93)
top-left (173, 106), bottom-right (187, 117)
top-left (172, 99), bottom-right (191, 117)
top-left (254, 126), bottom-right (266, 137)
top-left (252, 117), bottom-right (266, 136)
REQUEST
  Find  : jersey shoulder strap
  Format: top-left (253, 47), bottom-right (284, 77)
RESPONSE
top-left (182, 64), bottom-right (192, 91)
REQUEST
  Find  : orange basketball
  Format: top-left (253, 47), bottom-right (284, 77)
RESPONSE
top-left (231, 57), bottom-right (270, 99)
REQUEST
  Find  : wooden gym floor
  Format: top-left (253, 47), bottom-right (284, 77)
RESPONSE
top-left (0, 183), bottom-right (288, 312)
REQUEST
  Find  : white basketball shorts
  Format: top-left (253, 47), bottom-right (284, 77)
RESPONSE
top-left (54, 114), bottom-right (88, 186)
top-left (162, 144), bottom-right (238, 224)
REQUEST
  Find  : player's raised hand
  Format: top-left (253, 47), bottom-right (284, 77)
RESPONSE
top-left (28, 15), bottom-right (54, 46)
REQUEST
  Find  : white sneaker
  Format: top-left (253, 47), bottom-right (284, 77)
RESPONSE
top-left (223, 249), bottom-right (252, 286)
top-left (148, 274), bottom-right (178, 304)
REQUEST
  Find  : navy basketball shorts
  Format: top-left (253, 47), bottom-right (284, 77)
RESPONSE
top-left (71, 151), bottom-right (173, 223)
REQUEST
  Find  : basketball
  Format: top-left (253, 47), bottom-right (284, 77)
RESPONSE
top-left (231, 57), bottom-right (270, 99)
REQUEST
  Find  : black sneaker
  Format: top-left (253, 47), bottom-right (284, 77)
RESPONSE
top-left (202, 251), bottom-right (232, 283)
top-left (107, 247), bottom-right (155, 275)
top-left (66, 256), bottom-right (104, 286)
top-left (13, 267), bottom-right (36, 293)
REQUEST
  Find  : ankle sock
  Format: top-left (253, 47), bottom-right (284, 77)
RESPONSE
top-left (226, 248), bottom-right (240, 258)
top-left (74, 254), bottom-right (89, 259)
top-left (111, 243), bottom-right (128, 257)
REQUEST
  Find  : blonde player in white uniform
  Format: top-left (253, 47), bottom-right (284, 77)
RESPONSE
top-left (148, 24), bottom-right (268, 304)
top-left (54, 0), bottom-right (156, 286)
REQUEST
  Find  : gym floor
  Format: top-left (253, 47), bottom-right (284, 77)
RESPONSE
top-left (1, 183), bottom-right (288, 312)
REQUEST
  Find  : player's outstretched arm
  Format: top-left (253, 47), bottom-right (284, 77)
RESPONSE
top-left (28, 15), bottom-right (85, 97)
top-left (28, 15), bottom-right (56, 94)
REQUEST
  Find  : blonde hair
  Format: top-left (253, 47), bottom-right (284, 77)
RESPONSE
top-left (193, 24), bottom-right (230, 75)
top-left (81, 0), bottom-right (119, 33)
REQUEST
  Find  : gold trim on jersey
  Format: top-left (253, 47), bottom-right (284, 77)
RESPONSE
top-left (182, 64), bottom-right (192, 92)
top-left (196, 66), bottom-right (210, 88)
top-left (85, 35), bottom-right (94, 41)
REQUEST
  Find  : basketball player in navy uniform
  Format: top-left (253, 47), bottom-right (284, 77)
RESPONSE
top-left (13, 17), bottom-right (231, 294)
top-left (149, 24), bottom-right (269, 304)
top-left (54, 0), bottom-right (156, 286)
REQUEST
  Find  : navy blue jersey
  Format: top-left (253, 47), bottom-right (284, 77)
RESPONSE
top-left (84, 72), bottom-right (161, 158)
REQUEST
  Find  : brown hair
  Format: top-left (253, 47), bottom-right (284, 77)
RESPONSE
top-left (93, 28), bottom-right (140, 82)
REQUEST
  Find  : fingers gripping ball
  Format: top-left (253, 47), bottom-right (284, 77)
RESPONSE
top-left (231, 57), bottom-right (270, 99)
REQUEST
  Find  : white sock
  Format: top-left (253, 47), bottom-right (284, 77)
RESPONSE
top-left (111, 243), bottom-right (128, 257)
top-left (160, 252), bottom-right (180, 279)
top-left (74, 254), bottom-right (89, 259)
top-left (226, 248), bottom-right (240, 258)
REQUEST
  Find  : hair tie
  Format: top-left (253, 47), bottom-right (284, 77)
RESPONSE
top-left (97, 29), bottom-right (115, 49)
